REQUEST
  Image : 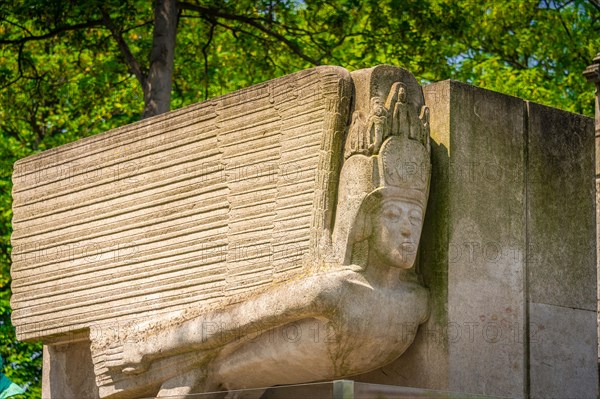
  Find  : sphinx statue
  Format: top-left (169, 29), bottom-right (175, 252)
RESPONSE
top-left (11, 63), bottom-right (599, 399)
top-left (8, 65), bottom-right (431, 399)
top-left (86, 67), bottom-right (432, 398)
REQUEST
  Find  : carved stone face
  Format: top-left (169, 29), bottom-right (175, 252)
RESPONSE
top-left (398, 84), bottom-right (407, 103)
top-left (370, 97), bottom-right (386, 116)
top-left (370, 199), bottom-right (424, 269)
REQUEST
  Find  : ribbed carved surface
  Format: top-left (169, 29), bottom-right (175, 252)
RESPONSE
top-left (11, 66), bottom-right (351, 341)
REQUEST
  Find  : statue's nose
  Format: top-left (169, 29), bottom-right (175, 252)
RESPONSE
top-left (400, 220), bottom-right (412, 237)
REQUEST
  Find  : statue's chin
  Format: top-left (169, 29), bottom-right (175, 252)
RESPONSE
top-left (372, 240), bottom-right (420, 270)
top-left (383, 252), bottom-right (416, 269)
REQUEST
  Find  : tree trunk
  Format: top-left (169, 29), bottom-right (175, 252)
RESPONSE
top-left (143, 0), bottom-right (178, 119)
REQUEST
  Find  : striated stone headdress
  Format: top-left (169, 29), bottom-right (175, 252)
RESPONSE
top-left (332, 66), bottom-right (431, 267)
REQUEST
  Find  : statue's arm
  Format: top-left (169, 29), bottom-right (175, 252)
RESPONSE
top-left (98, 269), bottom-right (352, 373)
top-left (172, 277), bottom-right (329, 352)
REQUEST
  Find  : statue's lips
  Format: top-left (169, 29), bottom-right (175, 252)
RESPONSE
top-left (399, 241), bottom-right (417, 253)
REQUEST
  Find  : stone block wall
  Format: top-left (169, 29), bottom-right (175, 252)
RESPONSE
top-left (357, 80), bottom-right (597, 399)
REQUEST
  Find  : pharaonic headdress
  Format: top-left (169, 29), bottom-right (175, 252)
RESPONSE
top-left (332, 66), bottom-right (432, 267)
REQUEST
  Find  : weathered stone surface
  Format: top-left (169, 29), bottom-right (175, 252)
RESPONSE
top-left (526, 100), bottom-right (596, 398)
top-left (529, 303), bottom-right (598, 399)
top-left (11, 66), bottom-right (352, 341)
top-left (359, 81), bottom-right (529, 397)
top-left (595, 133), bottom-right (600, 176)
top-left (597, 178), bottom-right (600, 356)
top-left (354, 80), bottom-right (451, 390)
top-left (10, 67), bottom-right (598, 399)
top-left (439, 81), bottom-right (527, 398)
top-left (585, 56), bottom-right (600, 362)
top-left (42, 340), bottom-right (99, 399)
top-left (12, 65), bottom-right (434, 398)
top-left (527, 101), bottom-right (596, 311)
top-left (355, 80), bottom-right (597, 399)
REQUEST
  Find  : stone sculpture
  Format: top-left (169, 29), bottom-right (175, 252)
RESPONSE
top-left (89, 67), bottom-right (431, 398)
top-left (11, 64), bottom-right (600, 399)
top-left (11, 65), bottom-right (432, 398)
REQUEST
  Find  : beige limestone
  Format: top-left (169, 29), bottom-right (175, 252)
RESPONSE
top-left (10, 66), bottom-right (598, 399)
top-left (526, 101), bottom-right (596, 398)
top-left (354, 80), bottom-right (597, 399)
top-left (42, 339), bottom-right (98, 399)
top-left (12, 65), bottom-right (432, 398)
top-left (11, 66), bottom-right (352, 340)
top-left (445, 82), bottom-right (527, 398)
top-left (529, 303), bottom-right (597, 399)
top-left (584, 53), bottom-right (600, 361)
top-left (527, 102), bottom-right (596, 311)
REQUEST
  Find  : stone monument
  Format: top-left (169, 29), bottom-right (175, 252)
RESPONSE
top-left (584, 51), bottom-right (600, 361)
top-left (10, 65), bottom-right (598, 398)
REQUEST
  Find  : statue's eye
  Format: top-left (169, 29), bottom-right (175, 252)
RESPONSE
top-left (382, 206), bottom-right (401, 221)
top-left (409, 209), bottom-right (422, 225)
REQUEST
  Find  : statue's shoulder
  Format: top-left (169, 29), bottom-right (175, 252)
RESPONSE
top-left (300, 267), bottom-right (368, 304)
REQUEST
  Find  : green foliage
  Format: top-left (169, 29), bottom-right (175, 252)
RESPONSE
top-left (0, 177), bottom-right (39, 399)
top-left (0, 0), bottom-right (598, 395)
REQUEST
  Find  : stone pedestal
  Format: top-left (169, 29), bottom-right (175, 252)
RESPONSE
top-left (42, 339), bottom-right (98, 399)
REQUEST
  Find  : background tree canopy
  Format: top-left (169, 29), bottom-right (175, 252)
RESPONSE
top-left (0, 0), bottom-right (598, 396)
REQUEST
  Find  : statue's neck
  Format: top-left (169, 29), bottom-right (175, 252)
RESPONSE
top-left (364, 250), bottom-right (419, 288)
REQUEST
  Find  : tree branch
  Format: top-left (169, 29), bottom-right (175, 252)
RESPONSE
top-left (121, 20), bottom-right (155, 34)
top-left (0, 43), bottom-right (24, 89)
top-left (202, 22), bottom-right (216, 100)
top-left (100, 10), bottom-right (147, 88)
top-left (1, 18), bottom-right (34, 37)
top-left (0, 20), bottom-right (103, 45)
top-left (178, 2), bottom-right (320, 65)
